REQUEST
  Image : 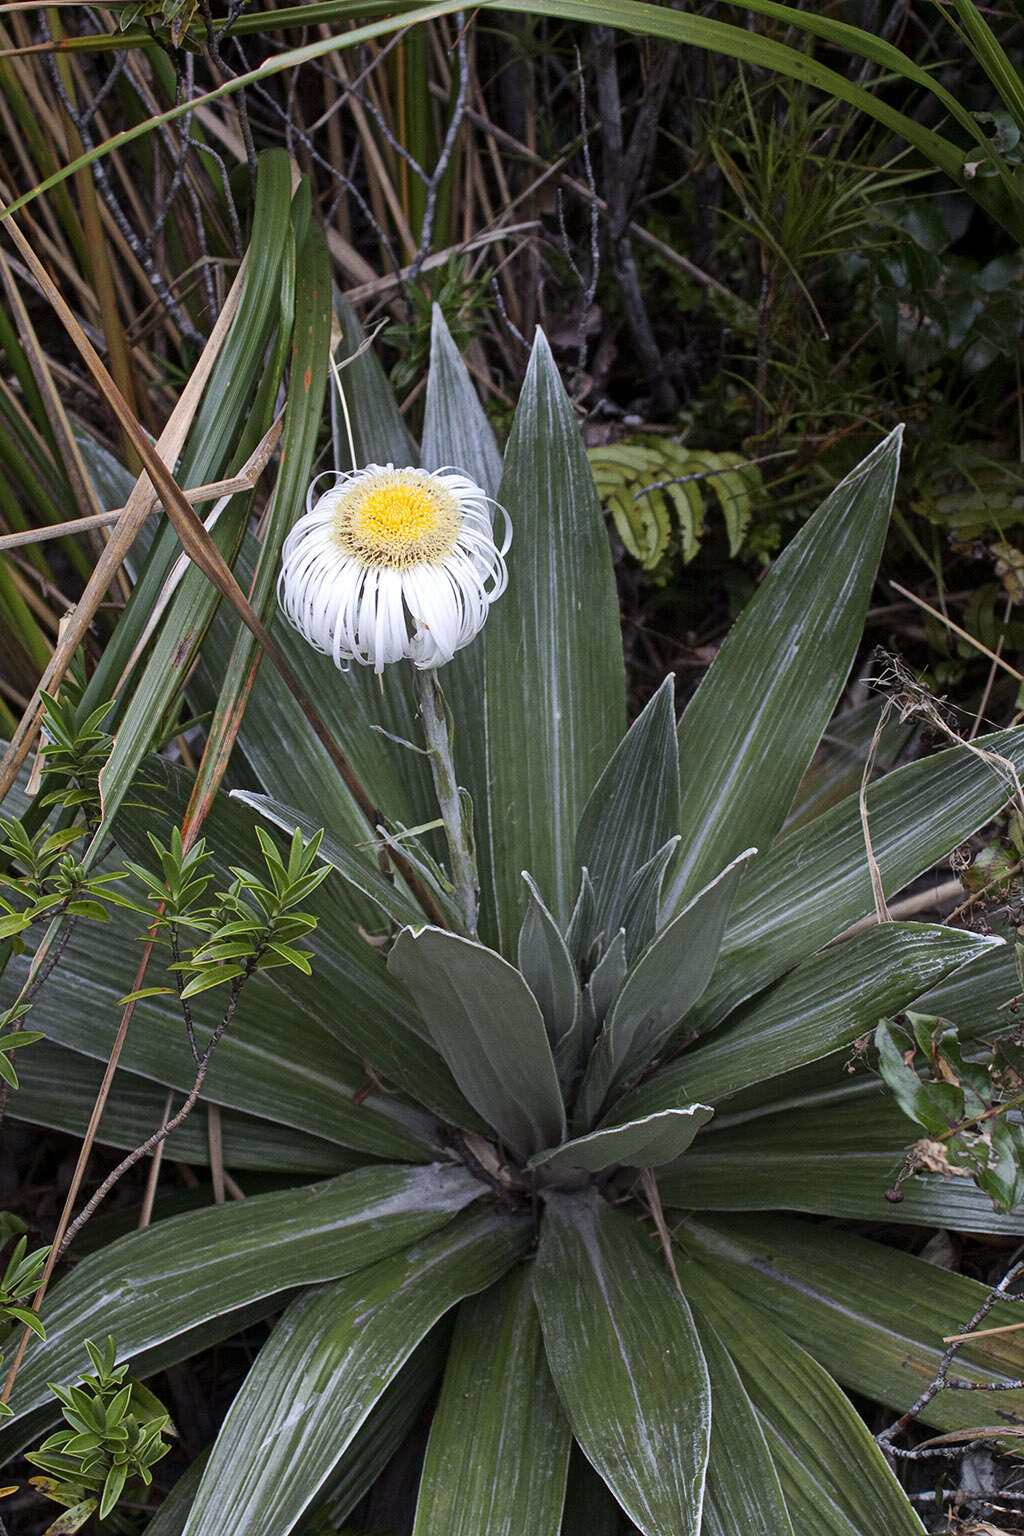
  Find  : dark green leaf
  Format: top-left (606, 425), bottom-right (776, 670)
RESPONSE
top-left (666, 429), bottom-right (900, 915)
top-left (180, 1206), bottom-right (530, 1535)
top-left (412, 1266), bottom-right (570, 1535)
top-left (533, 1189), bottom-right (709, 1536)
top-left (484, 330), bottom-right (625, 948)
top-left (682, 1213), bottom-right (1024, 1436)
top-left (389, 926), bottom-right (565, 1155)
top-left (677, 1257), bottom-right (924, 1535)
top-left (696, 1321), bottom-right (792, 1536)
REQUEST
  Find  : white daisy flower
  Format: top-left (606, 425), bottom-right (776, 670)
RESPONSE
top-left (278, 464), bottom-right (511, 674)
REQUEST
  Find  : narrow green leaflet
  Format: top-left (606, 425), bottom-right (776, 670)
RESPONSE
top-left (677, 1259), bottom-right (925, 1536)
top-left (2, 901), bottom-right (436, 1160)
top-left (518, 873), bottom-right (582, 1083)
top-left (114, 758), bottom-right (483, 1130)
top-left (695, 1322), bottom-right (793, 1536)
top-left (180, 1207), bottom-right (530, 1536)
top-left (389, 926), bottom-right (565, 1156)
top-left (484, 330), bottom-right (625, 948)
top-left (529, 1106), bottom-right (713, 1175)
top-left (12, 1039), bottom-right (358, 1175)
top-left (659, 1090), bottom-right (1024, 1234)
top-left (683, 1214), bottom-right (1024, 1436)
top-left (618, 924), bottom-right (1000, 1120)
top-left (666, 429), bottom-right (900, 915)
top-left (582, 928), bottom-right (627, 1050)
top-left (578, 850), bottom-right (754, 1122)
top-left (230, 790), bottom-right (423, 928)
top-left (533, 1189), bottom-right (710, 1536)
top-left (412, 1267), bottom-right (571, 1536)
top-left (574, 675), bottom-right (680, 938)
top-left (688, 725), bottom-right (1024, 1039)
top-left (619, 836), bottom-right (679, 965)
top-left (3, 1164), bottom-right (480, 1426)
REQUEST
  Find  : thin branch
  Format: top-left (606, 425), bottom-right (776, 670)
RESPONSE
top-left (878, 1257), bottom-right (1024, 1452)
top-left (409, 11), bottom-right (468, 284)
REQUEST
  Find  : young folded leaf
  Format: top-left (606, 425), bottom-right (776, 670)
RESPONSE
top-left (518, 872), bottom-right (583, 1086)
top-left (577, 849), bottom-right (755, 1123)
top-left (528, 1105), bottom-right (713, 1175)
top-left (388, 926), bottom-right (566, 1156)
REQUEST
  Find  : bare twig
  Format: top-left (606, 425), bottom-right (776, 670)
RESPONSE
top-left (878, 1257), bottom-right (1024, 1456)
top-left (409, 12), bottom-right (468, 285)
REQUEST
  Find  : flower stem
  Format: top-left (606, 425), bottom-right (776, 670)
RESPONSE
top-left (415, 665), bottom-right (478, 938)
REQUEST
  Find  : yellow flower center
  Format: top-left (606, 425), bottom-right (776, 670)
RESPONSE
top-left (331, 469), bottom-right (461, 569)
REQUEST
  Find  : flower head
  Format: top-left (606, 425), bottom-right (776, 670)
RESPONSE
top-left (278, 464), bottom-right (511, 673)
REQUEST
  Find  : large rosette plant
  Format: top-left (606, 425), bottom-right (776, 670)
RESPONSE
top-left (5, 283), bottom-right (1024, 1535)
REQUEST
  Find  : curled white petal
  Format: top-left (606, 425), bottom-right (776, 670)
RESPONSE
top-left (278, 463), bottom-right (510, 674)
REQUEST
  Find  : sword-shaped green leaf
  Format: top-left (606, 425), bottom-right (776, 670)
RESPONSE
top-left (683, 1214), bottom-right (1024, 1436)
top-left (533, 1189), bottom-right (710, 1536)
top-left (666, 429), bottom-right (900, 915)
top-left (619, 924), bottom-right (1000, 1121)
top-left (659, 1089), bottom-right (1024, 1234)
top-left (421, 303), bottom-right (506, 947)
top-left (484, 330), bottom-right (625, 948)
top-left (412, 1266), bottom-right (570, 1536)
top-left (677, 1258), bottom-right (925, 1536)
top-left (2, 1164), bottom-right (481, 1428)
top-left (180, 1207), bottom-right (529, 1536)
top-left (689, 725), bottom-right (1024, 1041)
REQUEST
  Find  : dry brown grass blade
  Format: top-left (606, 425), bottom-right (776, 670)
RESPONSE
top-left (0, 209), bottom-right (445, 925)
top-left (0, 236), bottom-right (105, 526)
top-left (0, 234), bottom-right (249, 805)
top-left (0, 417), bottom-right (282, 550)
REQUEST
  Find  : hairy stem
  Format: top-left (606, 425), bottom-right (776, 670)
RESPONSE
top-left (415, 665), bottom-right (478, 938)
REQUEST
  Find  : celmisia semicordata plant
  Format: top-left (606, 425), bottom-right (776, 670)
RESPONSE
top-left (10, 304), bottom-right (1024, 1536)
top-left (277, 463), bottom-right (510, 673)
